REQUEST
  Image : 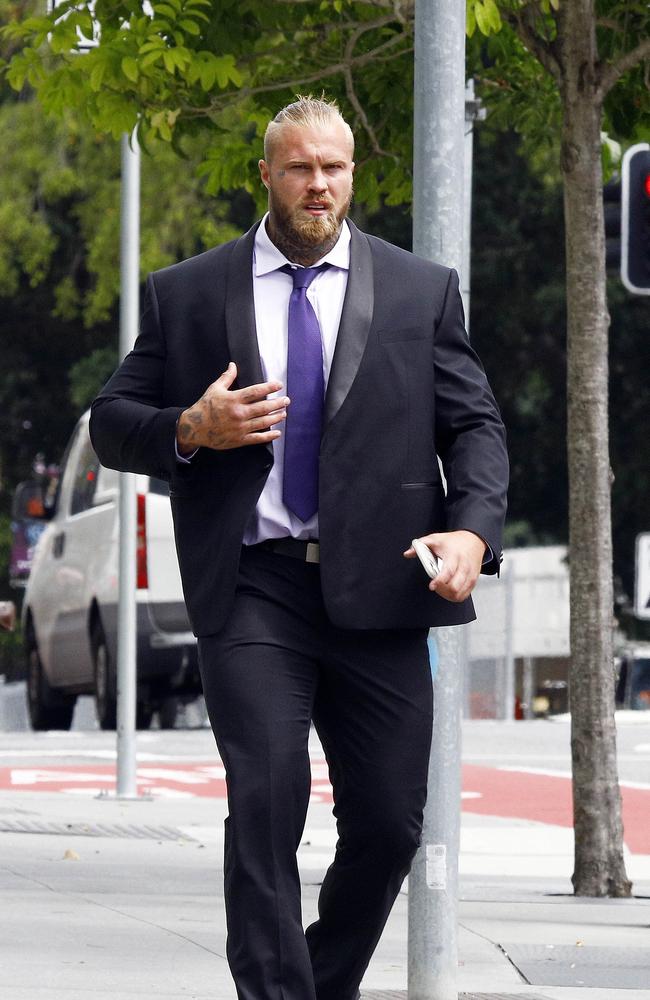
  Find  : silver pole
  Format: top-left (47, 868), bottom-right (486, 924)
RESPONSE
top-left (523, 655), bottom-right (535, 720)
top-left (502, 564), bottom-right (515, 721)
top-left (461, 79), bottom-right (474, 319)
top-left (116, 131), bottom-right (140, 798)
top-left (408, 1), bottom-right (467, 998)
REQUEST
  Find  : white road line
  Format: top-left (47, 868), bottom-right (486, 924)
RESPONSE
top-left (497, 765), bottom-right (650, 789)
top-left (0, 749), bottom-right (219, 761)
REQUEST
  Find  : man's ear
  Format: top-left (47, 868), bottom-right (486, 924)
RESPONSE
top-left (259, 159), bottom-right (270, 190)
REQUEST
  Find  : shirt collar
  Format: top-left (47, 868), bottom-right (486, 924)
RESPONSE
top-left (254, 213), bottom-right (351, 276)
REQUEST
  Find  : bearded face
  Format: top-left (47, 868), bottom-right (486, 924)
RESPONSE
top-left (268, 183), bottom-right (353, 254)
top-left (259, 121), bottom-right (355, 262)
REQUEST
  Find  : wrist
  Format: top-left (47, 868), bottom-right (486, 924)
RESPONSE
top-left (176, 408), bottom-right (198, 455)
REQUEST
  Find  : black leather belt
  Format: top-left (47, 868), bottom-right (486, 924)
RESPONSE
top-left (254, 538), bottom-right (320, 563)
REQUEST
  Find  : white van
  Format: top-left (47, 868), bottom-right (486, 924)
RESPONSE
top-left (22, 412), bottom-right (200, 730)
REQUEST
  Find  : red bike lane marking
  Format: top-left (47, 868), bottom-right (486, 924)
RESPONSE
top-left (1, 761), bottom-right (647, 854)
top-left (462, 764), bottom-right (650, 855)
top-left (0, 759), bottom-right (334, 804)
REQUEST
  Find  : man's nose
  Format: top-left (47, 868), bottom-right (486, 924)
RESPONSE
top-left (308, 170), bottom-right (328, 192)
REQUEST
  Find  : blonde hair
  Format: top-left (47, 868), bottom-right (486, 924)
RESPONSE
top-left (263, 95), bottom-right (354, 162)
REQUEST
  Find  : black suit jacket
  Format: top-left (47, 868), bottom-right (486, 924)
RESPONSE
top-left (90, 221), bottom-right (508, 636)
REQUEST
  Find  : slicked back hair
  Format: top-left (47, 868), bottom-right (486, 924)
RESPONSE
top-left (263, 95), bottom-right (354, 162)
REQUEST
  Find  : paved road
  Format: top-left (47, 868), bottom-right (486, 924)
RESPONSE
top-left (0, 715), bottom-right (648, 871)
top-left (1, 716), bottom-right (649, 998)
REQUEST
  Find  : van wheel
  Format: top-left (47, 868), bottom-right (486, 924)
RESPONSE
top-left (136, 702), bottom-right (153, 730)
top-left (158, 696), bottom-right (178, 730)
top-left (92, 621), bottom-right (117, 730)
top-left (26, 636), bottom-right (75, 731)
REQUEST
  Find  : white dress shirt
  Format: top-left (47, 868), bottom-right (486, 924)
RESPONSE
top-left (242, 215), bottom-right (350, 543)
top-left (175, 218), bottom-right (350, 544)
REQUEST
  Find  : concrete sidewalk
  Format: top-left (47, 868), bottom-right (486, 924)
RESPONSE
top-left (1, 785), bottom-right (649, 1000)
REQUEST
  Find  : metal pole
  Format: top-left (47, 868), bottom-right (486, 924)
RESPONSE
top-left (115, 131), bottom-right (140, 798)
top-left (523, 655), bottom-right (536, 720)
top-left (408, 1), bottom-right (466, 998)
top-left (502, 564), bottom-right (515, 721)
top-left (462, 79), bottom-right (474, 319)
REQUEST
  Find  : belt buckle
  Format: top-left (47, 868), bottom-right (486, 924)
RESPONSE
top-left (306, 542), bottom-right (320, 564)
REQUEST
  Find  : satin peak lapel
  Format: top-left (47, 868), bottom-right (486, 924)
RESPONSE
top-left (324, 222), bottom-right (374, 426)
top-left (225, 224), bottom-right (265, 390)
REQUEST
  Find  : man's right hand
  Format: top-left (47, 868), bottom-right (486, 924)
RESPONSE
top-left (176, 362), bottom-right (289, 454)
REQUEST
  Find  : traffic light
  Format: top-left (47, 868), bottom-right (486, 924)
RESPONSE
top-left (621, 143), bottom-right (650, 295)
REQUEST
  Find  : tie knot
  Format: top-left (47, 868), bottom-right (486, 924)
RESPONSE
top-left (280, 262), bottom-right (330, 290)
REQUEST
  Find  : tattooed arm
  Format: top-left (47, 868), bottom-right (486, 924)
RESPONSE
top-left (176, 362), bottom-right (290, 454)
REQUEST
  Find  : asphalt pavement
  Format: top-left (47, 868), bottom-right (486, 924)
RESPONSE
top-left (0, 701), bottom-right (649, 1000)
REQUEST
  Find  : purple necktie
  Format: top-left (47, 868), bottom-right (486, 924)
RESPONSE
top-left (280, 263), bottom-right (330, 522)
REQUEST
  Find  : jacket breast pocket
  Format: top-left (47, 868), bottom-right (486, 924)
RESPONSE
top-left (377, 326), bottom-right (428, 344)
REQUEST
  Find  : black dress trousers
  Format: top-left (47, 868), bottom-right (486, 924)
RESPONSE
top-left (198, 545), bottom-right (433, 1000)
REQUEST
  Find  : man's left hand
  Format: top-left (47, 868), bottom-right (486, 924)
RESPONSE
top-left (403, 530), bottom-right (486, 603)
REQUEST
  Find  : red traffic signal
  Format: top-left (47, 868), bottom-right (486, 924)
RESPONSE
top-left (622, 143), bottom-right (650, 295)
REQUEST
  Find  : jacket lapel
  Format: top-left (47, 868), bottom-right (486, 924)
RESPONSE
top-left (324, 221), bottom-right (374, 425)
top-left (225, 223), bottom-right (265, 389)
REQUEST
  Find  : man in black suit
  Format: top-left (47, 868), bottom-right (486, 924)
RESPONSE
top-left (90, 96), bottom-right (508, 1000)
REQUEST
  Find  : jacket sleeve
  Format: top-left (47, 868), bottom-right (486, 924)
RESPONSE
top-left (89, 274), bottom-right (184, 481)
top-left (433, 268), bottom-right (509, 574)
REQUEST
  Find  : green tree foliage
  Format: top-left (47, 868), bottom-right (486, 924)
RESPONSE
top-left (0, 95), bottom-right (242, 490)
top-left (0, 99), bottom-right (240, 327)
top-left (1, 0), bottom-right (416, 209)
top-left (3, 2), bottom-right (648, 201)
top-left (465, 1), bottom-right (650, 161)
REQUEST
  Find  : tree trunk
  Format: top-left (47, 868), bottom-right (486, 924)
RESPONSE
top-left (557, 0), bottom-right (631, 897)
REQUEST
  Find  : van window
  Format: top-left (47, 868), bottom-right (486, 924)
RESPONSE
top-left (70, 437), bottom-right (101, 515)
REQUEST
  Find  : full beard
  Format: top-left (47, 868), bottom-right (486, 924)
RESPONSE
top-left (268, 191), bottom-right (352, 264)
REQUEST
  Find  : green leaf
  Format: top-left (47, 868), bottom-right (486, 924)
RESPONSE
top-left (121, 57), bottom-right (139, 82)
top-left (6, 54), bottom-right (29, 92)
top-left (163, 50), bottom-right (176, 73)
top-left (474, 2), bottom-right (488, 35)
top-left (77, 12), bottom-right (95, 42)
top-left (141, 50), bottom-right (163, 69)
top-left (154, 3), bottom-right (178, 18)
top-left (213, 54), bottom-right (242, 89)
top-left (199, 61), bottom-right (217, 90)
top-left (179, 19), bottom-right (201, 34)
top-left (169, 47), bottom-right (191, 70)
top-left (139, 39), bottom-right (166, 54)
top-left (484, 0), bottom-right (502, 32)
top-left (89, 60), bottom-right (106, 91)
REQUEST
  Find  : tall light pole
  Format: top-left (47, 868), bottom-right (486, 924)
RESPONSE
top-left (408, 1), bottom-right (467, 998)
top-left (47, 2), bottom-right (143, 794)
top-left (115, 132), bottom-right (141, 798)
